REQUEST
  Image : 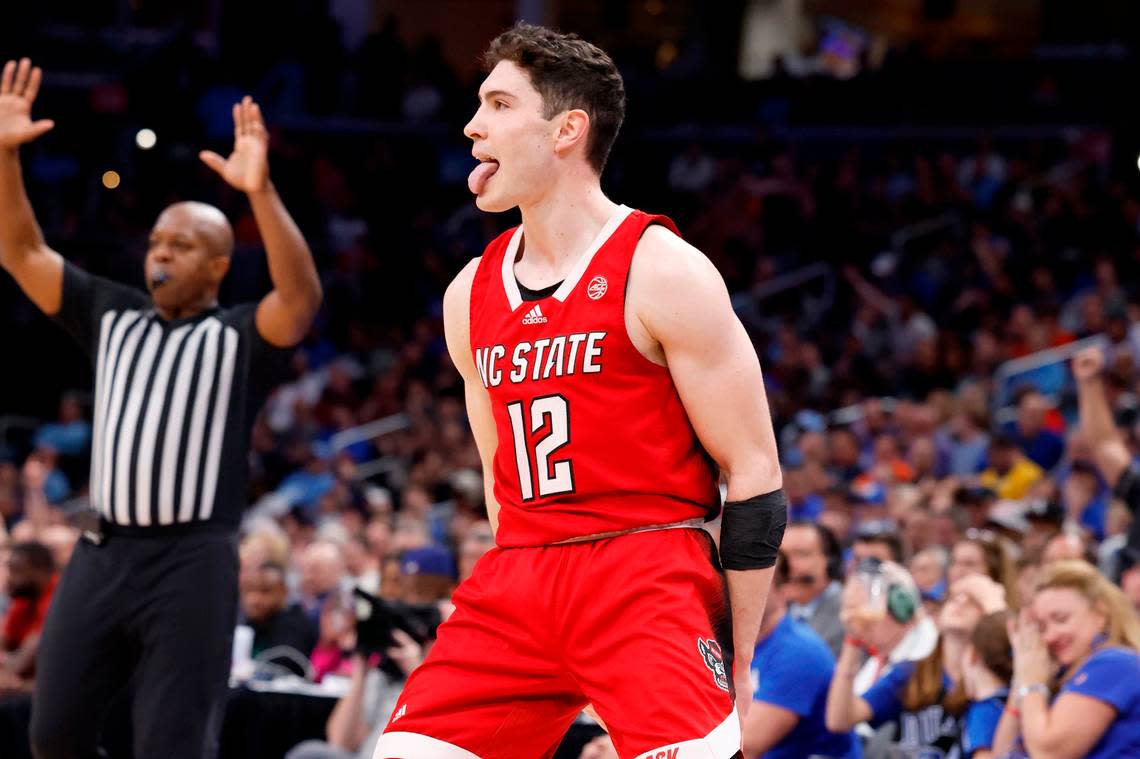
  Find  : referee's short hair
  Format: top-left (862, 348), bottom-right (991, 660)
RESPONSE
top-left (12, 541), bottom-right (55, 573)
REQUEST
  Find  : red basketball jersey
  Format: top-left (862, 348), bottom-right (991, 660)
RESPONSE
top-left (468, 205), bottom-right (720, 547)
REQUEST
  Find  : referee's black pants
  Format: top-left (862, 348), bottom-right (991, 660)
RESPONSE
top-left (30, 528), bottom-right (238, 759)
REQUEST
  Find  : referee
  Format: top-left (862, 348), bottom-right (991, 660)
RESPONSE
top-left (0, 59), bottom-right (322, 757)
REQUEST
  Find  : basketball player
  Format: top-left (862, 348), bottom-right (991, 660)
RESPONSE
top-left (373, 24), bottom-right (785, 759)
top-left (0, 58), bottom-right (320, 757)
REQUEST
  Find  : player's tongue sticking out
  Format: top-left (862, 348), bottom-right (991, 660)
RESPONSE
top-left (468, 160), bottom-right (499, 195)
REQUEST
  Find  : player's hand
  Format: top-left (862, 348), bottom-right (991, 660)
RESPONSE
top-left (0, 59), bottom-right (54, 150)
top-left (1072, 346), bottom-right (1105, 383)
top-left (199, 95), bottom-right (270, 194)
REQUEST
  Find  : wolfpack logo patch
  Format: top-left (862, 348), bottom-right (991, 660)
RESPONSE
top-left (697, 638), bottom-right (729, 692)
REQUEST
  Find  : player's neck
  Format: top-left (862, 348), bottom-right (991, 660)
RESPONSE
top-left (516, 178), bottom-right (618, 276)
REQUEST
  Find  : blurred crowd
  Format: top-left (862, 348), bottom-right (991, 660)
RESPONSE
top-left (3, 5), bottom-right (1140, 758)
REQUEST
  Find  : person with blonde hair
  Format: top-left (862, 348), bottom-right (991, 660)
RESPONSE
top-left (239, 523), bottom-right (292, 586)
top-left (999, 560), bottom-right (1140, 758)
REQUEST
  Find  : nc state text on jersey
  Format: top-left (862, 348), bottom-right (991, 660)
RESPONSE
top-left (474, 332), bottom-right (607, 388)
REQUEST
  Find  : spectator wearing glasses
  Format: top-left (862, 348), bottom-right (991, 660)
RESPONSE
top-left (743, 555), bottom-right (859, 759)
top-left (781, 521), bottom-right (845, 655)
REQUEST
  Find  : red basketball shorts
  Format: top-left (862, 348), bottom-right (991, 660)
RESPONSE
top-left (372, 526), bottom-right (741, 759)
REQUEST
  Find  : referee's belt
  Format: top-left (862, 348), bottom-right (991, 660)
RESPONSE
top-left (75, 510), bottom-right (235, 544)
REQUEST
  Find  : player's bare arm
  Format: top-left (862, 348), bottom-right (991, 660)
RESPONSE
top-left (200, 96), bottom-right (322, 348)
top-left (443, 256), bottom-right (503, 534)
top-left (628, 224), bottom-right (785, 720)
top-left (0, 59), bottom-right (64, 315)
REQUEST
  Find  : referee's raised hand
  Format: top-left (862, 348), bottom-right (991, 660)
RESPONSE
top-left (0, 58), bottom-right (54, 149)
top-left (199, 95), bottom-right (270, 194)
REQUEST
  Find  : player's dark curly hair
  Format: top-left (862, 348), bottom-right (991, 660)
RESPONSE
top-left (483, 23), bottom-right (625, 174)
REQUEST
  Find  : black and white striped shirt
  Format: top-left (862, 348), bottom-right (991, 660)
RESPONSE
top-left (53, 262), bottom-right (291, 529)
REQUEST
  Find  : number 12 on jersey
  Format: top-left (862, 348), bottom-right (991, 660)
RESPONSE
top-left (506, 394), bottom-right (575, 501)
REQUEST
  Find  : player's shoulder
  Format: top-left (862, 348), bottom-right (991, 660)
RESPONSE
top-left (443, 257), bottom-right (482, 321)
top-left (629, 223), bottom-right (727, 307)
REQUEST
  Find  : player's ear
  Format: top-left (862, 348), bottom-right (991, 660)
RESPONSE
top-left (553, 109), bottom-right (590, 159)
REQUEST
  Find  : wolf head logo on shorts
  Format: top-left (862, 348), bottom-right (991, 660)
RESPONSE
top-left (697, 638), bottom-right (729, 692)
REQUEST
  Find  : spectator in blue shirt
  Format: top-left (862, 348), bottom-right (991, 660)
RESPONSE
top-left (1004, 560), bottom-right (1140, 759)
top-left (31, 393), bottom-right (91, 458)
top-left (784, 465), bottom-right (823, 522)
top-left (956, 611), bottom-right (1012, 759)
top-left (744, 554), bottom-right (860, 759)
top-left (1001, 389), bottom-right (1065, 471)
top-left (938, 405), bottom-right (990, 476)
top-left (1058, 460), bottom-right (1109, 541)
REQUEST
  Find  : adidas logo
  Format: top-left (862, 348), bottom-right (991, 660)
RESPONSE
top-left (521, 304), bottom-right (548, 324)
top-left (392, 704), bottom-right (407, 722)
